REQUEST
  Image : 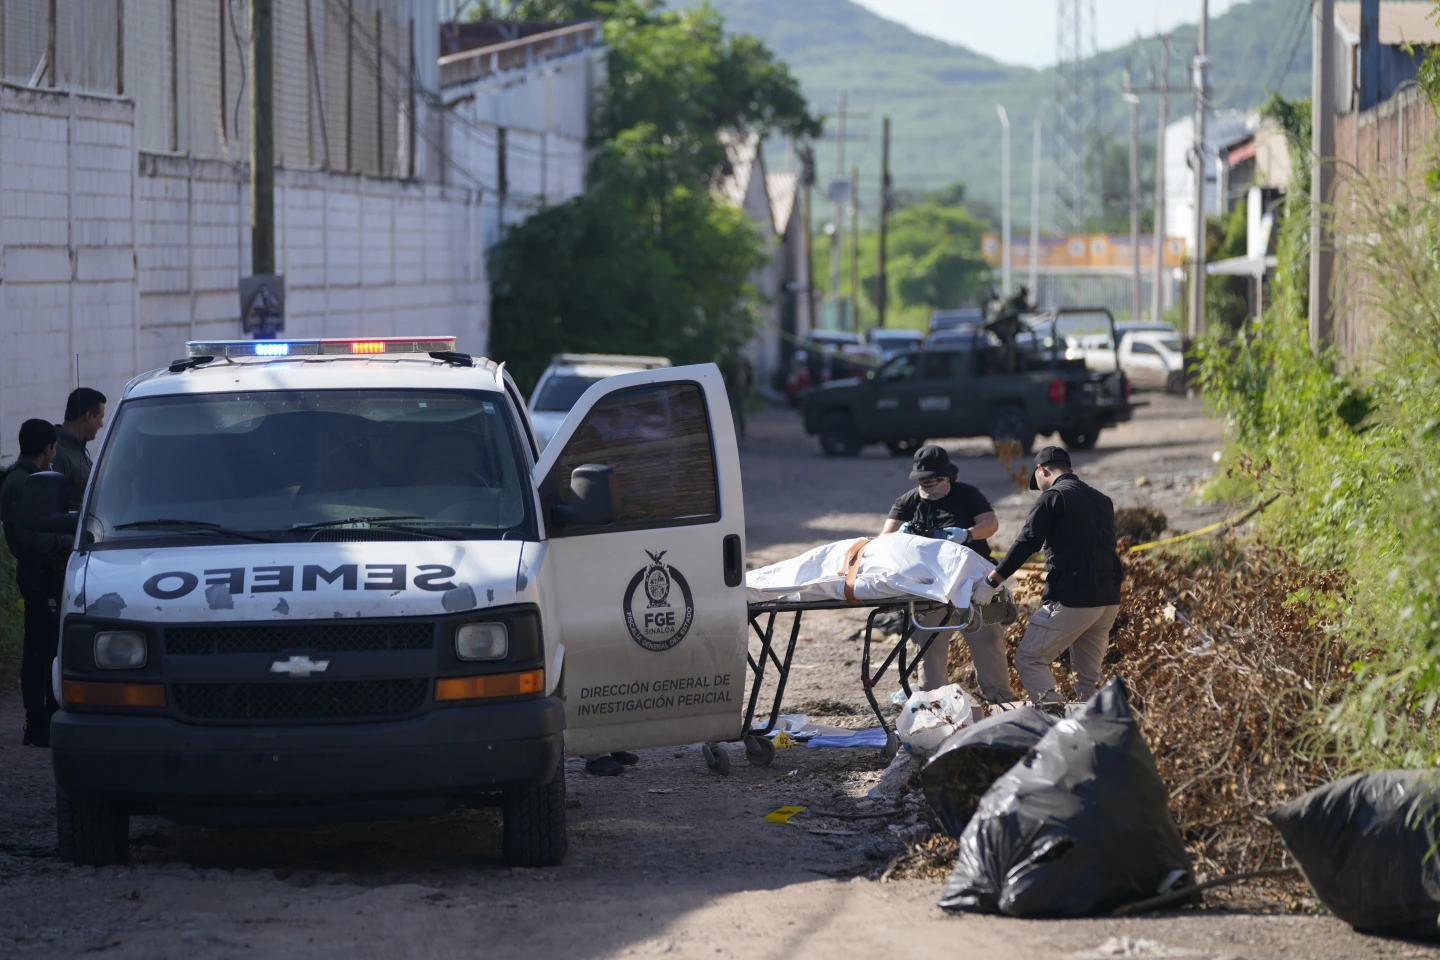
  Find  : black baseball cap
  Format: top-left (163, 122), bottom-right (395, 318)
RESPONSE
top-left (909, 444), bottom-right (958, 480)
top-left (1028, 445), bottom-right (1072, 490)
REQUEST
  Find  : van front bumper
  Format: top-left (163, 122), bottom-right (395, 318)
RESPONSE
top-left (50, 695), bottom-right (565, 817)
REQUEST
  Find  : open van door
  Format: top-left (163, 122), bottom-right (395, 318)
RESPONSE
top-left (533, 364), bottom-right (747, 756)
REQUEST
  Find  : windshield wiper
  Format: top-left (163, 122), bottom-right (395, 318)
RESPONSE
top-left (290, 515), bottom-right (424, 530)
top-left (112, 519), bottom-right (276, 543)
top-left (290, 515), bottom-right (461, 540)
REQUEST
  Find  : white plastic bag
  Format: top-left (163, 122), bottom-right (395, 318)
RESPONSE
top-left (896, 683), bottom-right (974, 755)
top-left (744, 533), bottom-right (997, 607)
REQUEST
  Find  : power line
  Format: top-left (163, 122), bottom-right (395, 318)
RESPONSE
top-left (1268, 0), bottom-right (1313, 93)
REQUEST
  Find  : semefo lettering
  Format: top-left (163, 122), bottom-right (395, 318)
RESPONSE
top-left (141, 563), bottom-right (459, 601)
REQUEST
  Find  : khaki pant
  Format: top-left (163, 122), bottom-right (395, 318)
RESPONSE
top-left (915, 608), bottom-right (1012, 703)
top-left (1014, 602), bottom-right (1120, 702)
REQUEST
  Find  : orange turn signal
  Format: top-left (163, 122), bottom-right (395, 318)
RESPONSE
top-left (435, 669), bottom-right (544, 702)
top-left (351, 340), bottom-right (385, 354)
top-left (63, 680), bottom-right (166, 708)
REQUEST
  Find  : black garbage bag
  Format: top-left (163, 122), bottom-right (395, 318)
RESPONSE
top-left (939, 678), bottom-right (1193, 917)
top-left (922, 709), bottom-right (1058, 837)
top-left (1268, 771), bottom-right (1440, 940)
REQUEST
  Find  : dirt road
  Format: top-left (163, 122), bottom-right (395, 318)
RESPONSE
top-left (2, 396), bottom-right (1432, 959)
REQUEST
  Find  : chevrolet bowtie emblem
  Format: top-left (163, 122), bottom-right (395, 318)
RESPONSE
top-left (269, 655), bottom-right (330, 678)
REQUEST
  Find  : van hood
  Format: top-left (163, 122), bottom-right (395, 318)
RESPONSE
top-left (75, 540), bottom-right (526, 623)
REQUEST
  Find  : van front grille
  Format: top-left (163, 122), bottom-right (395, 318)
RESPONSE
top-left (165, 623), bottom-right (434, 655)
top-left (172, 679), bottom-right (428, 721)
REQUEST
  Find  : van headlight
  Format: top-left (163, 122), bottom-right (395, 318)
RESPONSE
top-left (456, 622), bottom-right (508, 661)
top-left (94, 631), bottom-right (147, 669)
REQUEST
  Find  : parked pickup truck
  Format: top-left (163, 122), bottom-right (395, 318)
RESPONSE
top-left (802, 308), bottom-right (1135, 456)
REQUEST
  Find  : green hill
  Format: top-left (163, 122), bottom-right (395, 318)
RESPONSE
top-left (682, 0), bottom-right (1350, 228)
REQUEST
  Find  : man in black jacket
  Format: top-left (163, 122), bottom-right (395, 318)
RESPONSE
top-left (53, 387), bottom-right (106, 512)
top-left (984, 446), bottom-right (1122, 706)
top-left (1, 420), bottom-right (72, 746)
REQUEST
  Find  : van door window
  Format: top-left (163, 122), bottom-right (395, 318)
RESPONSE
top-left (542, 382), bottom-right (719, 534)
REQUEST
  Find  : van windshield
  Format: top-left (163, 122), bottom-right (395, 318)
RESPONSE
top-left (85, 389), bottom-right (535, 545)
top-left (533, 375), bottom-right (602, 413)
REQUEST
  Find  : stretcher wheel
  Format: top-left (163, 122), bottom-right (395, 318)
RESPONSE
top-left (744, 734), bottom-right (776, 767)
top-left (702, 742), bottom-right (731, 776)
top-left (881, 730), bottom-right (900, 761)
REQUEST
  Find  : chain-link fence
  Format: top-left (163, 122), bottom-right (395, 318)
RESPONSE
top-left (1, 0), bottom-right (413, 177)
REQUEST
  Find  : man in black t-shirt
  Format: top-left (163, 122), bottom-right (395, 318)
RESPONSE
top-left (880, 445), bottom-right (1013, 703)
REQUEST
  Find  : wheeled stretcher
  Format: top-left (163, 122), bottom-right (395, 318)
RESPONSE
top-left (695, 596), bottom-right (988, 775)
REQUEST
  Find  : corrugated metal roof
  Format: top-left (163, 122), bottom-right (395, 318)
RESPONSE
top-left (1335, 3), bottom-right (1440, 46)
top-left (714, 131), bottom-right (760, 208)
top-left (766, 172), bottom-right (797, 234)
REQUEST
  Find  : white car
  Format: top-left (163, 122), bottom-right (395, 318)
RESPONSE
top-left (1069, 329), bottom-right (1186, 394)
top-left (33, 336), bottom-right (744, 870)
top-left (1117, 330), bottom-right (1186, 393)
top-left (528, 354), bottom-right (671, 449)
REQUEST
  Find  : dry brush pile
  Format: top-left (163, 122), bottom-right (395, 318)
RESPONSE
top-left (908, 539), bottom-right (1352, 897)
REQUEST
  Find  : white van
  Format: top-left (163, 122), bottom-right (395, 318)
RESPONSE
top-left (527, 353), bottom-right (671, 450)
top-left (33, 337), bottom-right (747, 868)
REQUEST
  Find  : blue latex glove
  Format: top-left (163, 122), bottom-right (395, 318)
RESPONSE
top-left (942, 526), bottom-right (971, 544)
top-left (899, 521), bottom-right (918, 535)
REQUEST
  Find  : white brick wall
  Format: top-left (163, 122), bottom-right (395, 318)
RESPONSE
top-left (0, 83), bottom-right (489, 459)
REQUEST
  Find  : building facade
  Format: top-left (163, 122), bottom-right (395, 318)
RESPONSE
top-left (0, 0), bottom-right (598, 452)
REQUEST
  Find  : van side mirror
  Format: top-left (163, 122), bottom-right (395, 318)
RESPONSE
top-left (22, 471), bottom-right (77, 534)
top-left (550, 464), bottom-right (616, 530)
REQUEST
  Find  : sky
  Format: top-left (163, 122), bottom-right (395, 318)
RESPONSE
top-left (850, 0), bottom-right (1241, 68)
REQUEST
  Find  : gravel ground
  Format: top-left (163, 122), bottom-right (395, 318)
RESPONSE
top-left (3, 393), bottom-right (1437, 960)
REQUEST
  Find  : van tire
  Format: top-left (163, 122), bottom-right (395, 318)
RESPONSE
top-left (989, 406), bottom-right (1035, 456)
top-left (56, 790), bottom-right (129, 867)
top-left (502, 759), bottom-right (567, 867)
top-left (1165, 371), bottom-right (1187, 395)
top-left (819, 412), bottom-right (862, 457)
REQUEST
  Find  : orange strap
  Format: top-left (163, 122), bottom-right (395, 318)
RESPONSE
top-left (838, 537), bottom-right (874, 604)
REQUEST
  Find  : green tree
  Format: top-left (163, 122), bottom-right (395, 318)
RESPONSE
top-left (812, 185), bottom-right (992, 331)
top-left (487, 1), bottom-right (819, 390)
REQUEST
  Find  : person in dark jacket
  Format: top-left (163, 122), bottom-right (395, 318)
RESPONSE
top-left (1, 420), bottom-right (72, 746)
top-left (53, 387), bottom-right (106, 512)
top-left (881, 444), bottom-right (1012, 702)
top-left (984, 446), bottom-right (1122, 706)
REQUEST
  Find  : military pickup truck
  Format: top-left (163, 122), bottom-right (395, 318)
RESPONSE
top-left (801, 308), bottom-right (1135, 457)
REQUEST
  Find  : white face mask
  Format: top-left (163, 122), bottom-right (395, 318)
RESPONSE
top-left (917, 479), bottom-right (951, 500)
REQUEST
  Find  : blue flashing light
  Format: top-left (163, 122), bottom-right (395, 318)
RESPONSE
top-left (254, 342), bottom-right (291, 357)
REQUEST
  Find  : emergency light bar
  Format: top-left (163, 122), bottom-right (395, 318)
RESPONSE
top-left (185, 337), bottom-right (457, 359)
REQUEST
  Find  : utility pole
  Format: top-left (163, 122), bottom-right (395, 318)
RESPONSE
top-left (1153, 40), bottom-right (1170, 325)
top-left (878, 117), bottom-right (891, 327)
top-left (997, 105), bottom-right (1012, 296)
top-left (251, 0), bottom-right (274, 277)
top-left (800, 141), bottom-right (817, 337)
top-left (1029, 115), bottom-right (1041, 301)
top-left (1188, 0), bottom-right (1210, 339)
top-left (239, 0), bottom-right (284, 339)
top-left (1125, 69), bottom-right (1142, 323)
top-left (830, 92), bottom-right (847, 326)
top-left (1311, 0), bottom-right (1335, 350)
top-left (850, 164), bottom-right (860, 326)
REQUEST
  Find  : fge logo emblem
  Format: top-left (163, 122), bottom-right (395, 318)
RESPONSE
top-left (622, 550), bottom-right (694, 652)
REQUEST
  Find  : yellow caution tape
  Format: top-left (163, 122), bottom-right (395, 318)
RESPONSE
top-left (1128, 518), bottom-right (1230, 553)
top-left (765, 805), bottom-right (806, 823)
